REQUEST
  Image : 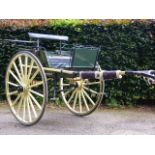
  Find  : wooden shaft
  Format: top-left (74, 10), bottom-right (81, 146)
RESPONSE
top-left (22, 64), bottom-right (75, 75)
top-left (43, 67), bottom-right (74, 74)
top-left (125, 70), bottom-right (155, 79)
top-left (22, 64), bottom-right (127, 80)
top-left (80, 70), bottom-right (125, 80)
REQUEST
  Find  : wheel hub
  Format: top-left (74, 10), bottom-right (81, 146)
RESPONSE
top-left (17, 86), bottom-right (24, 92)
top-left (17, 82), bottom-right (30, 95)
top-left (76, 80), bottom-right (84, 91)
top-left (22, 83), bottom-right (30, 96)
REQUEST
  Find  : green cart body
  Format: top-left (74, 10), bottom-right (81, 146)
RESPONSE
top-left (37, 45), bottom-right (100, 70)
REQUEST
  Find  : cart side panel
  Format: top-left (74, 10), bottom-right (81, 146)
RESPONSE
top-left (37, 50), bottom-right (72, 68)
top-left (71, 48), bottom-right (99, 69)
top-left (36, 50), bottom-right (49, 67)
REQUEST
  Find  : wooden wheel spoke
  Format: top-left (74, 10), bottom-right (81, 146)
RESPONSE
top-left (23, 97), bottom-right (26, 121)
top-left (8, 90), bottom-right (18, 96)
top-left (30, 69), bottom-right (40, 82)
top-left (79, 92), bottom-right (82, 112)
top-left (27, 97), bottom-right (32, 122)
top-left (7, 81), bottom-right (19, 87)
top-left (30, 89), bottom-right (44, 98)
top-left (28, 96), bottom-right (38, 118)
top-left (18, 57), bottom-right (24, 77)
top-left (9, 70), bottom-right (22, 86)
top-left (73, 92), bottom-right (78, 110)
top-left (64, 87), bottom-right (74, 96)
top-left (81, 91), bottom-right (90, 111)
top-left (17, 95), bottom-right (24, 114)
top-left (68, 90), bottom-right (76, 104)
top-left (28, 60), bottom-right (34, 79)
top-left (83, 90), bottom-right (95, 106)
top-left (83, 86), bottom-right (98, 95)
top-left (29, 93), bottom-right (42, 110)
top-left (30, 81), bottom-right (43, 88)
top-left (13, 62), bottom-right (22, 81)
top-left (12, 93), bottom-right (22, 106)
top-left (25, 56), bottom-right (28, 77)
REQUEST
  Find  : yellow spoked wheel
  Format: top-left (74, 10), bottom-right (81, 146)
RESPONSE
top-left (5, 51), bottom-right (48, 126)
top-left (60, 77), bottom-right (104, 116)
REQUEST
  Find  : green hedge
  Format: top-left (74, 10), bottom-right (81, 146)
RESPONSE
top-left (1, 20), bottom-right (155, 106)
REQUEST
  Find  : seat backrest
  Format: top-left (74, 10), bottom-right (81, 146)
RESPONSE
top-left (71, 47), bottom-right (99, 69)
top-left (28, 33), bottom-right (69, 41)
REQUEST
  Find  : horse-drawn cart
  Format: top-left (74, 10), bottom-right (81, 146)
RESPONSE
top-left (2, 33), bottom-right (155, 125)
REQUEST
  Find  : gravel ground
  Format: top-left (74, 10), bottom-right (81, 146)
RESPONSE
top-left (0, 104), bottom-right (155, 135)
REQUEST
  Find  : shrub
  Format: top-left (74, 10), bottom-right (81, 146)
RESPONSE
top-left (0, 19), bottom-right (155, 106)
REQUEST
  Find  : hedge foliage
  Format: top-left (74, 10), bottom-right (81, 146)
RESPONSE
top-left (0, 19), bottom-right (155, 106)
